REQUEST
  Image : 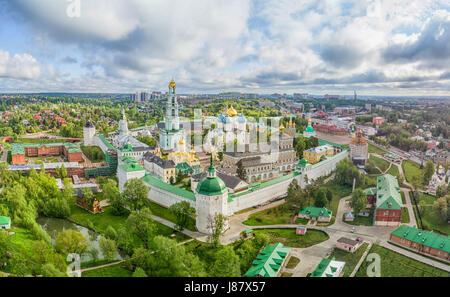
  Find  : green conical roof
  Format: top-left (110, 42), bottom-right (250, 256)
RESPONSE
top-left (305, 126), bottom-right (315, 133)
top-left (196, 154), bottom-right (227, 196)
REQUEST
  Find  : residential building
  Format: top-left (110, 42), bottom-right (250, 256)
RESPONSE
top-left (143, 152), bottom-right (176, 183)
top-left (244, 243), bottom-right (292, 277)
top-left (298, 206), bottom-right (332, 222)
top-left (303, 145), bottom-right (334, 164)
top-left (310, 257), bottom-right (345, 277)
top-left (0, 216), bottom-right (11, 230)
top-left (336, 237), bottom-right (362, 253)
top-left (390, 225), bottom-right (450, 261)
top-left (373, 174), bottom-right (403, 226)
top-left (11, 142), bottom-right (83, 165)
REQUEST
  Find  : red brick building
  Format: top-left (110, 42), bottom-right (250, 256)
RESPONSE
top-left (390, 225), bottom-right (450, 262)
top-left (11, 143), bottom-right (83, 165)
top-left (313, 124), bottom-right (346, 135)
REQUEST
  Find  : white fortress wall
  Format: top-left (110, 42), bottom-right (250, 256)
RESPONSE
top-left (144, 181), bottom-right (196, 209)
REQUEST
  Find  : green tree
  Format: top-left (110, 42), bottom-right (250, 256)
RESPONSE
top-left (350, 188), bottom-right (367, 216)
top-left (169, 201), bottom-right (196, 231)
top-left (212, 246), bottom-right (241, 277)
top-left (126, 207), bottom-right (156, 249)
top-left (207, 213), bottom-right (227, 247)
top-left (55, 230), bottom-right (88, 255)
top-left (314, 188), bottom-right (328, 208)
top-left (432, 195), bottom-right (449, 222)
top-left (132, 267), bottom-right (148, 277)
top-left (87, 247), bottom-right (99, 263)
top-left (99, 236), bottom-right (117, 261)
top-left (122, 178), bottom-right (149, 211)
top-left (236, 160), bottom-right (247, 181)
top-left (102, 179), bottom-right (125, 215)
top-left (423, 160), bottom-right (434, 185)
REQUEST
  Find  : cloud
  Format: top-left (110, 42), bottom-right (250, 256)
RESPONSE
top-left (382, 12), bottom-right (450, 68)
top-left (0, 50), bottom-right (40, 79)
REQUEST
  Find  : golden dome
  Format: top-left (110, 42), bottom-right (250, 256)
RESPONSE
top-left (308, 118), bottom-right (312, 123)
top-left (169, 79), bottom-right (176, 88)
top-left (280, 124), bottom-right (285, 131)
top-left (227, 105), bottom-right (238, 117)
top-left (178, 138), bottom-right (184, 145)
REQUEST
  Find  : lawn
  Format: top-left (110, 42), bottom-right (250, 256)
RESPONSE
top-left (420, 206), bottom-right (450, 236)
top-left (253, 228), bottom-right (329, 248)
top-left (82, 263), bottom-right (133, 277)
top-left (344, 210), bottom-right (373, 226)
top-left (369, 155), bottom-right (390, 172)
top-left (401, 208), bottom-right (410, 224)
top-left (402, 160), bottom-right (424, 188)
top-left (69, 205), bottom-right (189, 248)
top-left (243, 203), bottom-right (297, 226)
top-left (368, 143), bottom-right (387, 154)
top-left (285, 256), bottom-right (300, 269)
top-left (8, 228), bottom-right (38, 253)
top-left (328, 242), bottom-right (369, 277)
top-left (145, 200), bottom-right (196, 232)
top-left (416, 193), bottom-right (436, 204)
top-left (80, 144), bottom-right (105, 163)
top-left (33, 157), bottom-right (60, 164)
top-left (387, 163), bottom-right (399, 177)
top-left (400, 191), bottom-right (406, 204)
top-left (355, 244), bottom-right (449, 277)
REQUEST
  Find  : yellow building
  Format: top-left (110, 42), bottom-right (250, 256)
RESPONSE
top-left (303, 145), bottom-right (334, 164)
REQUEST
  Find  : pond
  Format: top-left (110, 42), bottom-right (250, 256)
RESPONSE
top-left (37, 217), bottom-right (123, 262)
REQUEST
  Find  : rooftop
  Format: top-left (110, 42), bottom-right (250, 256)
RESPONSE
top-left (375, 174), bottom-right (402, 210)
top-left (244, 243), bottom-right (291, 277)
top-left (391, 225), bottom-right (450, 254)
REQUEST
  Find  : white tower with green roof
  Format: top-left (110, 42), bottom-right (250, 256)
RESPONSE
top-left (195, 155), bottom-right (229, 234)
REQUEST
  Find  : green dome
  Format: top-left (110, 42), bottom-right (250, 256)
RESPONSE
top-left (305, 126), bottom-right (315, 133)
top-left (298, 158), bottom-right (309, 167)
top-left (196, 176), bottom-right (227, 196)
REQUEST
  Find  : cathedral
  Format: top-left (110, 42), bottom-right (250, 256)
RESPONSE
top-left (159, 79), bottom-right (185, 151)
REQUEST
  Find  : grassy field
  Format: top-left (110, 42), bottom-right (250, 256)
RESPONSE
top-left (145, 200), bottom-right (196, 232)
top-left (369, 155), bottom-right (390, 172)
top-left (420, 206), bottom-right (450, 235)
top-left (82, 263), bottom-right (133, 277)
top-left (285, 256), bottom-right (300, 269)
top-left (417, 193), bottom-right (437, 204)
top-left (81, 144), bottom-right (106, 163)
top-left (401, 208), bottom-right (410, 223)
top-left (33, 157), bottom-right (60, 164)
top-left (344, 210), bottom-right (373, 226)
top-left (402, 160), bottom-right (424, 188)
top-left (8, 228), bottom-right (38, 253)
top-left (368, 143), bottom-right (387, 154)
top-left (328, 242), bottom-right (369, 277)
top-left (387, 163), bottom-right (399, 177)
top-left (69, 205), bottom-right (189, 247)
top-left (243, 204), bottom-right (297, 226)
top-left (253, 228), bottom-right (329, 248)
top-left (400, 191), bottom-right (406, 204)
top-left (355, 244), bottom-right (449, 277)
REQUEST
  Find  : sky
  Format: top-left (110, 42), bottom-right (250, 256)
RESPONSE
top-left (0, 0), bottom-right (449, 96)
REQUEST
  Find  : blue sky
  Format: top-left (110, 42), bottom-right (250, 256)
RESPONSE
top-left (0, 0), bottom-right (449, 95)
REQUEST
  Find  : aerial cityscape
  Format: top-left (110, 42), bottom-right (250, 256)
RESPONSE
top-left (0, 0), bottom-right (448, 286)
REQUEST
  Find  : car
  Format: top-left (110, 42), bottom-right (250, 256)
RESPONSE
top-left (356, 237), bottom-right (363, 242)
top-left (350, 227), bottom-right (355, 233)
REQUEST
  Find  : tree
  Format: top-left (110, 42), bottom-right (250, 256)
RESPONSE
top-left (433, 195), bottom-right (449, 222)
top-left (314, 188), bottom-right (328, 208)
top-left (236, 160), bottom-right (247, 181)
top-left (350, 188), bottom-right (367, 216)
top-left (286, 179), bottom-right (301, 205)
top-left (41, 263), bottom-right (66, 277)
top-left (55, 230), bottom-right (88, 255)
top-left (169, 201), bottom-right (196, 231)
top-left (207, 213), bottom-right (228, 246)
top-left (99, 236), bottom-right (117, 261)
top-left (212, 246), bottom-right (241, 277)
top-left (102, 179), bottom-right (125, 215)
top-left (326, 189), bottom-right (333, 203)
top-left (116, 227), bottom-right (134, 256)
top-left (126, 207), bottom-right (156, 249)
top-left (122, 178), bottom-right (149, 211)
top-left (87, 247), bottom-right (99, 263)
top-left (132, 267), bottom-right (148, 277)
top-left (423, 160), bottom-right (434, 185)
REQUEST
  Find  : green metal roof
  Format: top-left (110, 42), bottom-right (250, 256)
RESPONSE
top-left (376, 174), bottom-right (402, 210)
top-left (364, 187), bottom-right (377, 195)
top-left (0, 216), bottom-right (11, 225)
top-left (311, 258), bottom-right (332, 277)
top-left (11, 142), bottom-right (82, 155)
top-left (299, 206), bottom-right (332, 218)
top-left (96, 134), bottom-right (117, 151)
top-left (141, 174), bottom-right (195, 201)
top-left (196, 176), bottom-right (227, 196)
top-left (305, 126), bottom-right (315, 133)
top-left (244, 243), bottom-right (291, 277)
top-left (120, 143), bottom-right (134, 152)
top-left (391, 225), bottom-right (450, 254)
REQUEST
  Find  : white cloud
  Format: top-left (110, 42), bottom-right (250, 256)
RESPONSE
top-left (0, 50), bottom-right (40, 79)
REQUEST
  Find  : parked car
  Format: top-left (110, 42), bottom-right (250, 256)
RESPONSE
top-left (350, 227), bottom-right (355, 233)
top-left (356, 237), bottom-right (363, 242)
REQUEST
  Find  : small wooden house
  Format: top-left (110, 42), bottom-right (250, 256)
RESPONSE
top-left (241, 229), bottom-right (254, 239)
top-left (296, 226), bottom-right (307, 235)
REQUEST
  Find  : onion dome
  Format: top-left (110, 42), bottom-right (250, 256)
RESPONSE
top-left (196, 155), bottom-right (227, 196)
